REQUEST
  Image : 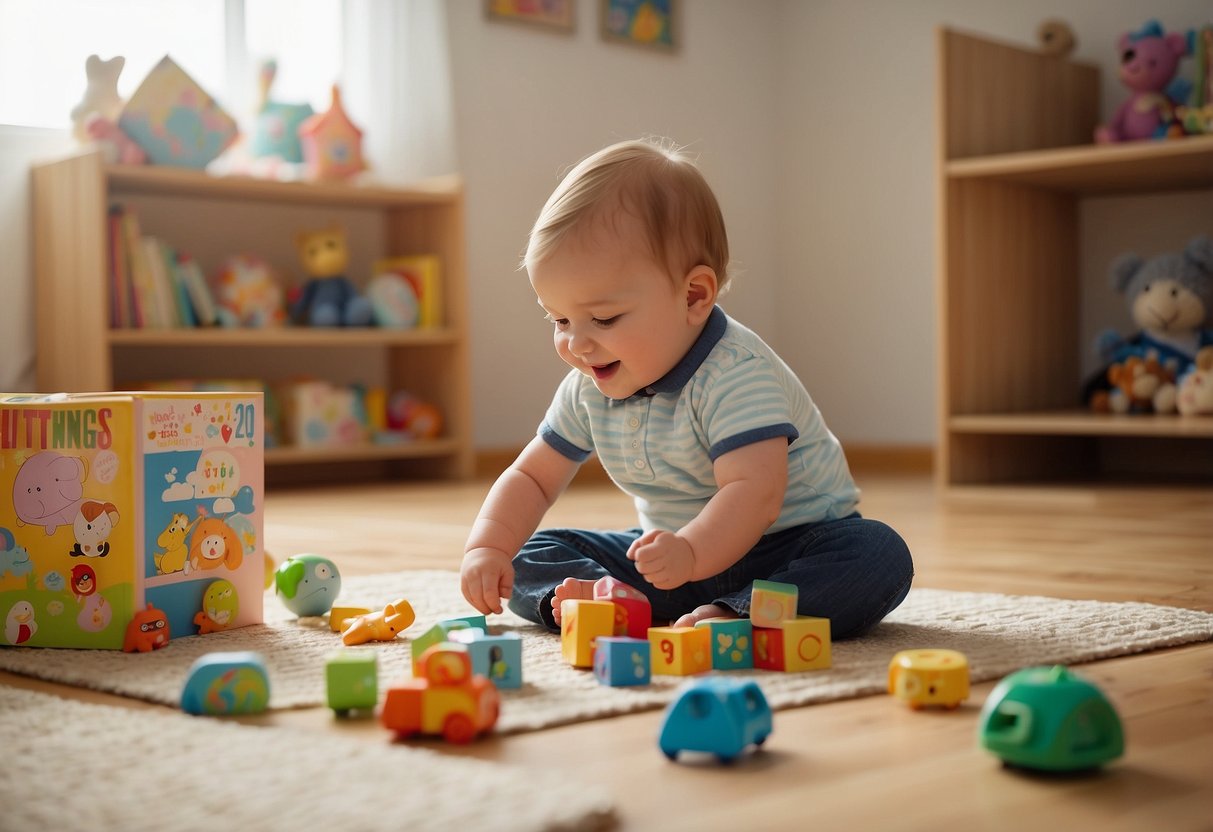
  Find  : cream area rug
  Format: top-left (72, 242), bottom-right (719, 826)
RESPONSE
top-left (2, 570), bottom-right (1212, 734)
top-left (0, 685), bottom-right (615, 832)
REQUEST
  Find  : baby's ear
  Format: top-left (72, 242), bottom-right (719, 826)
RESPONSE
top-left (684, 265), bottom-right (718, 317)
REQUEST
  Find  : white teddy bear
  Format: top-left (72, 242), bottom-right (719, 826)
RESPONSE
top-left (1177, 347), bottom-right (1213, 416)
top-left (69, 54), bottom-right (126, 144)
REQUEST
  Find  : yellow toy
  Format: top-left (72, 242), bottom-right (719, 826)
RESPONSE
top-left (329, 605), bottom-right (372, 633)
top-left (888, 648), bottom-right (970, 710)
top-left (560, 599), bottom-right (615, 668)
top-left (648, 626), bottom-right (711, 676)
top-left (153, 512), bottom-right (198, 575)
top-left (340, 598), bottom-right (415, 646)
top-left (380, 643), bottom-right (500, 743)
top-left (290, 226), bottom-right (373, 327)
top-left (753, 617), bottom-right (831, 672)
top-left (750, 579), bottom-right (798, 628)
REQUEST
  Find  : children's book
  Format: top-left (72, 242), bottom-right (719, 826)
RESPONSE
top-left (0, 392), bottom-right (264, 649)
top-left (372, 255), bottom-right (443, 328)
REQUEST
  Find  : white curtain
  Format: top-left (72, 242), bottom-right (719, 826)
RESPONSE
top-left (341, 0), bottom-right (459, 184)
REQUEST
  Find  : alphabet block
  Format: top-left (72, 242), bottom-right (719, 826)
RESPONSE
top-left (410, 619), bottom-right (474, 675)
top-left (450, 628), bottom-right (523, 689)
top-left (593, 636), bottom-right (651, 686)
top-left (753, 616), bottom-right (831, 672)
top-left (560, 599), bottom-right (615, 668)
top-left (750, 579), bottom-right (798, 628)
top-left (695, 618), bottom-right (753, 670)
top-left (325, 649), bottom-right (378, 714)
top-left (593, 576), bottom-right (652, 640)
top-left (648, 626), bottom-right (711, 676)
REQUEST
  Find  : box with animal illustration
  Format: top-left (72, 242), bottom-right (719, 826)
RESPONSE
top-left (0, 391), bottom-right (264, 649)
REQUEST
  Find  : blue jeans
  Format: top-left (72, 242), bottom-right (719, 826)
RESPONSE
top-left (508, 515), bottom-right (914, 640)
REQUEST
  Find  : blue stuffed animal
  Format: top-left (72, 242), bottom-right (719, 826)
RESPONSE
top-left (291, 226), bottom-right (374, 327)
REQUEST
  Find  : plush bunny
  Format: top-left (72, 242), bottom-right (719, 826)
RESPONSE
top-left (69, 55), bottom-right (126, 144)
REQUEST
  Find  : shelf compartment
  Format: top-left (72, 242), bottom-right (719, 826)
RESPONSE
top-left (945, 135), bottom-right (1213, 195)
top-left (108, 328), bottom-right (461, 348)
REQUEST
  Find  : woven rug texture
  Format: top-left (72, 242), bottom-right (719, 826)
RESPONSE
top-left (0, 685), bottom-right (615, 832)
top-left (2, 570), bottom-right (1211, 734)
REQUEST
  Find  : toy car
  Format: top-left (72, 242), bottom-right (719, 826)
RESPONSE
top-left (380, 643), bottom-right (500, 744)
top-left (978, 665), bottom-right (1124, 772)
top-left (888, 648), bottom-right (970, 709)
top-left (658, 676), bottom-right (772, 763)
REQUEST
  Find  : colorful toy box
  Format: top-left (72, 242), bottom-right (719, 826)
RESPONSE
top-left (0, 392), bottom-right (264, 649)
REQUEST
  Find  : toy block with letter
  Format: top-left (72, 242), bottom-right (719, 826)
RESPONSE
top-left (750, 579), bottom-right (798, 628)
top-left (593, 576), bottom-right (652, 639)
top-left (450, 628), bottom-right (523, 689)
top-left (593, 636), bottom-right (651, 686)
top-left (326, 649), bottom-right (378, 715)
top-left (753, 616), bottom-right (831, 672)
top-left (560, 599), bottom-right (615, 668)
top-left (695, 618), bottom-right (753, 670)
top-left (648, 626), bottom-right (711, 676)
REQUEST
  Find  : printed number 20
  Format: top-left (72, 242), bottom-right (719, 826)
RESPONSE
top-left (234, 403), bottom-right (255, 440)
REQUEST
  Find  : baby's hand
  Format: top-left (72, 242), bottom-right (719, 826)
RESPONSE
top-left (460, 548), bottom-right (514, 615)
top-left (628, 530), bottom-right (694, 590)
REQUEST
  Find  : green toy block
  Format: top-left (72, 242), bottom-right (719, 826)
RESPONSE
top-left (325, 650), bottom-right (378, 714)
top-left (410, 620), bottom-right (472, 674)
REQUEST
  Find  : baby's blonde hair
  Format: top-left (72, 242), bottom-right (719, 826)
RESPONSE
top-left (525, 138), bottom-right (731, 293)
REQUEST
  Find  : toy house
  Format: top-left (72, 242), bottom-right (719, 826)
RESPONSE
top-left (298, 84), bottom-right (367, 181)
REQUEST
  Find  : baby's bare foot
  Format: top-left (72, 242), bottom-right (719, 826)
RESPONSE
top-left (551, 577), bottom-right (598, 625)
top-left (672, 603), bottom-right (737, 629)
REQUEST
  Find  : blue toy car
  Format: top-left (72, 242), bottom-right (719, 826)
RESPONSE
top-left (658, 676), bottom-right (773, 763)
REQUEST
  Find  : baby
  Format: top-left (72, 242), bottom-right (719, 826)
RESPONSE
top-left (461, 138), bottom-right (913, 638)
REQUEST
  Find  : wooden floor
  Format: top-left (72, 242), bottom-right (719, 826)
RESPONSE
top-left (5, 470), bottom-right (1212, 830)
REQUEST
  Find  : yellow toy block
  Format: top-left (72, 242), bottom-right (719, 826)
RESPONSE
top-left (328, 605), bottom-right (371, 632)
top-left (750, 579), bottom-right (798, 628)
top-left (753, 616), bottom-right (831, 672)
top-left (560, 599), bottom-right (615, 668)
top-left (648, 626), bottom-right (711, 676)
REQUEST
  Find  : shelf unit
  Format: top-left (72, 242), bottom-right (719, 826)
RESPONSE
top-left (936, 28), bottom-right (1213, 489)
top-left (31, 151), bottom-right (473, 482)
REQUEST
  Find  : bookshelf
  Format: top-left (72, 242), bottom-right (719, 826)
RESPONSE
top-left (936, 28), bottom-right (1213, 489)
top-left (31, 150), bottom-right (473, 481)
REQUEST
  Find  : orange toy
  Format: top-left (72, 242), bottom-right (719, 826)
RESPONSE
top-left (122, 603), bottom-right (171, 653)
top-left (340, 598), bottom-right (415, 646)
top-left (380, 643), bottom-right (500, 743)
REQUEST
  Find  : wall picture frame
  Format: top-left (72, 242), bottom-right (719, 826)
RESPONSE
top-left (486, 0), bottom-right (575, 33)
top-left (600, 0), bottom-right (676, 52)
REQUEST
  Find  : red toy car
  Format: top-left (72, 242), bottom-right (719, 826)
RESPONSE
top-left (380, 642), bottom-right (500, 743)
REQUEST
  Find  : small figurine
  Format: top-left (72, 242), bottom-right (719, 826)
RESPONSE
top-left (122, 603), bottom-right (170, 653)
top-left (340, 598), bottom-right (416, 646)
top-left (274, 554), bottom-right (342, 617)
top-left (659, 677), bottom-right (772, 764)
top-left (381, 643), bottom-right (501, 743)
top-left (979, 665), bottom-right (1124, 772)
top-left (194, 579), bottom-right (240, 634)
top-left (69, 54), bottom-right (125, 144)
top-left (181, 651), bottom-right (270, 716)
top-left (888, 648), bottom-right (970, 709)
top-left (250, 59), bottom-right (314, 164)
top-left (328, 604), bottom-right (372, 633)
top-left (290, 226), bottom-right (374, 327)
top-left (298, 84), bottom-right (367, 181)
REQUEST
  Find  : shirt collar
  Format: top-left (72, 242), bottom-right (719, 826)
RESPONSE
top-left (640, 305), bottom-right (727, 396)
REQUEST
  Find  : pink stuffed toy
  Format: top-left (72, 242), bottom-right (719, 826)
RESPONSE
top-left (84, 113), bottom-right (147, 165)
top-left (1095, 20), bottom-right (1189, 143)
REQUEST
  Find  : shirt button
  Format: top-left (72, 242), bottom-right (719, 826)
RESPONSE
top-left (631, 440), bottom-right (639, 449)
top-left (633, 459), bottom-right (646, 470)
top-left (628, 417), bottom-right (640, 428)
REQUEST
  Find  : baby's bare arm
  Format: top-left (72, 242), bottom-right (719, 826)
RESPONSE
top-left (461, 437), bottom-right (580, 613)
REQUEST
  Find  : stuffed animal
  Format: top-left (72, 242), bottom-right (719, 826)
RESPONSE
top-left (69, 54), bottom-right (125, 144)
top-left (1094, 20), bottom-right (1190, 143)
top-left (290, 226), bottom-right (374, 327)
top-left (250, 59), bottom-right (314, 164)
top-left (1037, 19), bottom-right (1076, 58)
top-left (1084, 235), bottom-right (1213, 413)
top-left (1177, 346), bottom-right (1213, 415)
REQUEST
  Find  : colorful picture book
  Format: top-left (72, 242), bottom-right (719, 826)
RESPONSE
top-left (372, 255), bottom-right (443, 328)
top-left (0, 392), bottom-right (265, 649)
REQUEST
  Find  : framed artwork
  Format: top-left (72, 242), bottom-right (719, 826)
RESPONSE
top-left (485, 0), bottom-right (575, 33)
top-left (600, 0), bottom-right (676, 52)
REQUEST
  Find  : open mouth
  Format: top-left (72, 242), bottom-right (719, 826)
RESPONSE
top-left (591, 362), bottom-right (620, 380)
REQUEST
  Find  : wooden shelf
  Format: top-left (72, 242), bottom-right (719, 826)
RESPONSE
top-left (946, 135), bottom-right (1213, 195)
top-left (265, 438), bottom-right (461, 465)
top-left (108, 327), bottom-right (461, 348)
top-left (949, 411), bottom-right (1213, 438)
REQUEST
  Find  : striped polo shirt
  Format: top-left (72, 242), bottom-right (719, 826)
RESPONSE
top-left (539, 305), bottom-right (860, 533)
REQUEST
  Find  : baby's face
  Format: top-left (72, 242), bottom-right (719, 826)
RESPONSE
top-left (530, 219), bottom-right (704, 399)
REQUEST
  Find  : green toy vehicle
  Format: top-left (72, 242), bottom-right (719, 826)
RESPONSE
top-left (978, 665), bottom-right (1124, 772)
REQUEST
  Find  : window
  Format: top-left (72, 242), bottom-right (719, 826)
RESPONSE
top-left (0, 0), bottom-right (340, 132)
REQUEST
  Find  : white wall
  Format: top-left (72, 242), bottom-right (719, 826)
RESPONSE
top-left (445, 0), bottom-right (782, 448)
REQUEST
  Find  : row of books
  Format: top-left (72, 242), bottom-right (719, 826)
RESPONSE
top-left (108, 205), bottom-right (219, 329)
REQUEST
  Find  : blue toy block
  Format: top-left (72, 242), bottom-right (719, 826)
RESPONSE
top-left (593, 636), bottom-right (651, 687)
top-left (695, 618), bottom-right (753, 670)
top-left (181, 651), bottom-right (270, 716)
top-left (441, 614), bottom-right (488, 633)
top-left (449, 629), bottom-right (523, 689)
